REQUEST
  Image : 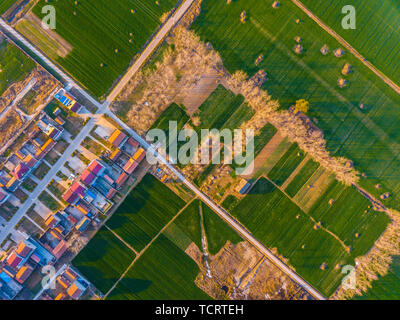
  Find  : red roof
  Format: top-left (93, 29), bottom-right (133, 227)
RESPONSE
top-left (69, 102), bottom-right (81, 113)
top-left (24, 154), bottom-right (37, 169)
top-left (109, 130), bottom-right (127, 148)
top-left (70, 181), bottom-right (85, 198)
top-left (16, 241), bottom-right (32, 258)
top-left (123, 159), bottom-right (139, 174)
top-left (88, 160), bottom-right (104, 175)
top-left (30, 253), bottom-right (41, 264)
top-left (116, 172), bottom-right (128, 189)
top-left (15, 265), bottom-right (34, 284)
top-left (106, 188), bottom-right (117, 200)
top-left (52, 240), bottom-right (68, 259)
top-left (12, 163), bottom-right (29, 180)
top-left (7, 252), bottom-right (22, 269)
top-left (62, 189), bottom-right (78, 204)
top-left (127, 137), bottom-right (139, 149)
top-left (81, 169), bottom-right (96, 185)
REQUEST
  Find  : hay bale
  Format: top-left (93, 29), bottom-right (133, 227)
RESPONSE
top-left (342, 63), bottom-right (352, 75)
top-left (320, 44), bottom-right (329, 55)
top-left (320, 263), bottom-right (327, 270)
top-left (295, 18), bottom-right (301, 24)
top-left (294, 36), bottom-right (302, 43)
top-left (240, 11), bottom-right (247, 23)
top-left (294, 44), bottom-right (303, 54)
top-left (380, 192), bottom-right (391, 200)
top-left (328, 199), bottom-right (335, 205)
top-left (338, 78), bottom-right (348, 88)
top-left (313, 222), bottom-right (322, 230)
top-left (255, 54), bottom-right (264, 66)
top-left (334, 48), bottom-right (345, 57)
top-left (272, 1), bottom-right (280, 9)
top-left (355, 233), bottom-right (360, 238)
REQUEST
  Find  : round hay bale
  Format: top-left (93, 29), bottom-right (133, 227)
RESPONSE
top-left (240, 11), bottom-right (247, 23)
top-left (320, 263), bottom-right (327, 270)
top-left (334, 264), bottom-right (341, 270)
top-left (338, 78), bottom-right (348, 88)
top-left (301, 244), bottom-right (305, 249)
top-left (272, 1), bottom-right (280, 9)
top-left (320, 44), bottom-right (329, 55)
top-left (334, 48), bottom-right (345, 57)
top-left (355, 233), bottom-right (360, 238)
top-left (313, 222), bottom-right (322, 230)
top-left (375, 184), bottom-right (382, 189)
top-left (296, 214), bottom-right (300, 219)
top-left (294, 36), bottom-right (302, 43)
top-left (328, 199), bottom-right (335, 205)
top-left (295, 18), bottom-right (301, 24)
top-left (342, 63), bottom-right (352, 75)
top-left (294, 44), bottom-right (303, 54)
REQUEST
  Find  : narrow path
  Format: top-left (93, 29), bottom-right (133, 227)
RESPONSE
top-left (104, 225), bottom-right (138, 255)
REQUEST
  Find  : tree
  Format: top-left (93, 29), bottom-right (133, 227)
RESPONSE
top-left (295, 99), bottom-right (310, 113)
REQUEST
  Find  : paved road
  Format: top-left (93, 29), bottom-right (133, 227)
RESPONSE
top-left (291, 0), bottom-right (400, 96)
top-left (0, 1), bottom-right (325, 300)
top-left (105, 0), bottom-right (195, 103)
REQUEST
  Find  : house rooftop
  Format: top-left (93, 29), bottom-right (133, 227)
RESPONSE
top-left (108, 129), bottom-right (127, 148)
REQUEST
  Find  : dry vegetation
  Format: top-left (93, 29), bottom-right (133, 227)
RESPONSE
top-left (0, 109), bottom-right (23, 148)
top-left (112, 26), bottom-right (222, 134)
top-left (226, 70), bottom-right (359, 186)
top-left (188, 241), bottom-right (311, 300)
top-left (332, 209), bottom-right (400, 299)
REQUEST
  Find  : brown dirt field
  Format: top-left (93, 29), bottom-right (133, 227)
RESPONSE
top-left (188, 240), bottom-right (312, 300)
top-left (242, 130), bottom-right (283, 179)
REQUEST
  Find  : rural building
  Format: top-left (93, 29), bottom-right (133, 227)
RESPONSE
top-left (54, 89), bottom-right (82, 113)
top-left (108, 129), bottom-right (127, 148)
top-left (235, 179), bottom-right (251, 195)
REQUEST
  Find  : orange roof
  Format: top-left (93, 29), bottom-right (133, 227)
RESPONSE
top-left (64, 268), bottom-right (78, 282)
top-left (55, 293), bottom-right (66, 300)
top-left (57, 276), bottom-right (70, 289)
top-left (16, 241), bottom-right (32, 258)
top-left (5, 177), bottom-right (18, 189)
top-left (24, 154), bottom-right (37, 169)
top-left (108, 129), bottom-right (126, 147)
top-left (133, 148), bottom-right (145, 163)
top-left (15, 265), bottom-right (34, 284)
top-left (109, 148), bottom-right (121, 161)
top-left (67, 281), bottom-right (85, 300)
top-left (50, 229), bottom-right (63, 241)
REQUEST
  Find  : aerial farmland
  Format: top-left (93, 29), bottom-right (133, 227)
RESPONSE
top-left (0, 0), bottom-right (399, 306)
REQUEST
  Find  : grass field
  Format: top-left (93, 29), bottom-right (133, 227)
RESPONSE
top-left (106, 174), bottom-right (185, 252)
top-left (222, 177), bottom-right (389, 296)
top-left (171, 199), bottom-right (242, 255)
top-left (192, 0), bottom-right (400, 211)
top-left (0, 41), bottom-right (35, 95)
top-left (32, 0), bottom-right (177, 96)
top-left (150, 103), bottom-right (189, 132)
top-left (107, 235), bottom-right (210, 300)
top-left (301, 0), bottom-right (400, 86)
top-left (72, 226), bottom-right (136, 294)
top-left (355, 255), bottom-right (400, 300)
top-left (0, 0), bottom-right (15, 14)
top-left (267, 143), bottom-right (306, 186)
top-left (194, 84), bottom-right (245, 131)
top-left (285, 158), bottom-right (320, 197)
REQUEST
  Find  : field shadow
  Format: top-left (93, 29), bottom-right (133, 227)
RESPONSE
top-left (120, 278), bottom-right (152, 294)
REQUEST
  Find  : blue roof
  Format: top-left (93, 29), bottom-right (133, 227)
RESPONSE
top-left (0, 271), bottom-right (12, 284)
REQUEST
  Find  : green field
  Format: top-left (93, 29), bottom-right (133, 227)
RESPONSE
top-left (192, 0), bottom-right (400, 211)
top-left (194, 84), bottom-right (245, 131)
top-left (72, 226), bottom-right (136, 294)
top-left (301, 0), bottom-right (400, 86)
top-left (285, 159), bottom-right (320, 197)
top-left (150, 103), bottom-right (189, 132)
top-left (267, 143), bottom-right (306, 186)
top-left (0, 0), bottom-right (15, 14)
top-left (107, 235), bottom-right (210, 300)
top-left (32, 0), bottom-right (177, 96)
top-left (0, 41), bottom-right (35, 95)
top-left (355, 255), bottom-right (400, 300)
top-left (106, 174), bottom-right (185, 252)
top-left (171, 199), bottom-right (242, 255)
top-left (222, 177), bottom-right (389, 296)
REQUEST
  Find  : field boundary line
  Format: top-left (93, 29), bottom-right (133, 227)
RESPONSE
top-left (281, 154), bottom-right (311, 190)
top-left (261, 174), bottom-right (349, 251)
top-left (103, 225), bottom-right (138, 255)
top-left (102, 197), bottom-right (197, 299)
top-left (291, 0), bottom-right (400, 97)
